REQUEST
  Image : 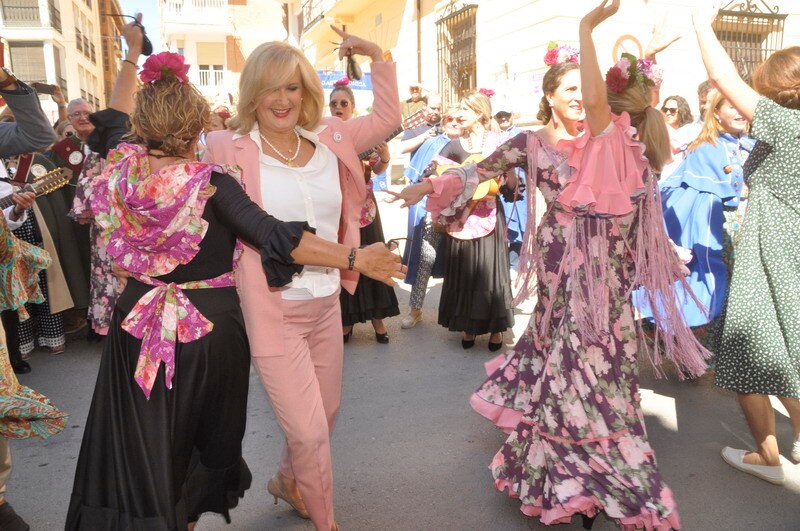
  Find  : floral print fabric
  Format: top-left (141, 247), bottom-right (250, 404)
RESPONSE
top-left (467, 129), bottom-right (700, 529)
top-left (91, 143), bottom-right (235, 398)
top-left (71, 150), bottom-right (124, 334)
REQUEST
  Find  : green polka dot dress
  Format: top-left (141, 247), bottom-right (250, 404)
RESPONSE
top-left (715, 98), bottom-right (800, 398)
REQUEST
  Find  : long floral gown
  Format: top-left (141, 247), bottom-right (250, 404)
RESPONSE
top-left (433, 115), bottom-right (708, 530)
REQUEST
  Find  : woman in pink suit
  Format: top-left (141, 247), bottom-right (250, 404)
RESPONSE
top-left (204, 26), bottom-right (400, 531)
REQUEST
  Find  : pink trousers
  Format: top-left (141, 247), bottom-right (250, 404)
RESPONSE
top-left (251, 291), bottom-right (342, 530)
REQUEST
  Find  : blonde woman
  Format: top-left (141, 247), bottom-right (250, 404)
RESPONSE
top-left (204, 26), bottom-right (400, 530)
top-left (431, 91), bottom-right (513, 351)
top-left (640, 89), bottom-right (753, 339)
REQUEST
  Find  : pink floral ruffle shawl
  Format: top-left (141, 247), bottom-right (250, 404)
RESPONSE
top-left (93, 143), bottom-right (235, 398)
top-left (429, 114), bottom-right (709, 378)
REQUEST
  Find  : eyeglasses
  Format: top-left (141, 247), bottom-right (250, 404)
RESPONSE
top-left (68, 111), bottom-right (91, 119)
top-left (329, 100), bottom-right (350, 108)
top-left (661, 107), bottom-right (678, 115)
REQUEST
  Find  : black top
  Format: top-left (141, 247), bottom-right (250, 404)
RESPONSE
top-left (438, 139), bottom-right (471, 164)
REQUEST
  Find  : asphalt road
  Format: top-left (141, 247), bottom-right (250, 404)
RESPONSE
top-left (10, 195), bottom-right (800, 530)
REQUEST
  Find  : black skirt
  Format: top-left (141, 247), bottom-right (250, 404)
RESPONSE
top-left (340, 208), bottom-right (400, 326)
top-left (66, 281), bottom-right (252, 530)
top-left (438, 201), bottom-right (514, 335)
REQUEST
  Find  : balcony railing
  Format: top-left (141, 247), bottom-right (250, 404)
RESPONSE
top-left (165, 0), bottom-right (228, 25)
top-left (300, 0), bottom-right (336, 33)
top-left (1, 0), bottom-right (41, 27)
top-left (197, 69), bottom-right (225, 87)
top-left (48, 0), bottom-right (60, 32)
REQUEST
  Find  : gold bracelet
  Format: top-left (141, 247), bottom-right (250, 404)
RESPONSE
top-left (123, 59), bottom-right (138, 68)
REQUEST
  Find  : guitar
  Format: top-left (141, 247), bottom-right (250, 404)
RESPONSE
top-left (0, 168), bottom-right (71, 210)
top-left (435, 153), bottom-right (499, 201)
top-left (358, 109), bottom-right (430, 161)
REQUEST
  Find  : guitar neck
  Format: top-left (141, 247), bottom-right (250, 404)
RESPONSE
top-left (0, 184), bottom-right (34, 211)
top-left (358, 125), bottom-right (405, 161)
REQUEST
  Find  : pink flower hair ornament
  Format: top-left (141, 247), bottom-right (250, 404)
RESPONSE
top-left (334, 77), bottom-right (351, 87)
top-left (140, 51), bottom-right (191, 84)
top-left (544, 41), bottom-right (580, 66)
top-left (479, 87), bottom-right (495, 98)
top-left (605, 53), bottom-right (664, 94)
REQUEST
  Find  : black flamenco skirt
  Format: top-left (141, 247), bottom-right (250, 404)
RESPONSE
top-left (340, 208), bottom-right (400, 326)
top-left (66, 280), bottom-right (252, 530)
top-left (438, 202), bottom-right (514, 335)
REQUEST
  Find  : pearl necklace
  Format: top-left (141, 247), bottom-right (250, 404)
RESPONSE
top-left (259, 129), bottom-right (302, 167)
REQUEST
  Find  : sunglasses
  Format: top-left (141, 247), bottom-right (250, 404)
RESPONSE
top-left (330, 100), bottom-right (350, 108)
top-left (661, 107), bottom-right (678, 115)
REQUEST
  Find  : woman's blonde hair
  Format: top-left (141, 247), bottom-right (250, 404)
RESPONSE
top-left (752, 46), bottom-right (800, 110)
top-left (607, 83), bottom-right (671, 172)
top-left (229, 41), bottom-right (324, 134)
top-left (687, 89), bottom-right (728, 152)
top-left (460, 91), bottom-right (493, 129)
top-left (130, 78), bottom-right (209, 157)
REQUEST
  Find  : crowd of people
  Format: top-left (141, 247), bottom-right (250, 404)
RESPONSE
top-left (0, 0), bottom-right (797, 529)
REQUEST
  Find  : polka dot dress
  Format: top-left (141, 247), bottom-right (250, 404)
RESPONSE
top-left (715, 98), bottom-right (800, 398)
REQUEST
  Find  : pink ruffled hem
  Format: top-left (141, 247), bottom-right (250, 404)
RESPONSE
top-left (469, 393), bottom-right (523, 434)
top-left (556, 112), bottom-right (648, 216)
top-left (494, 478), bottom-right (681, 530)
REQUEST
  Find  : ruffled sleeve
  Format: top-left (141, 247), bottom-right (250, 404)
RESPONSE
top-left (557, 112), bottom-right (648, 216)
top-left (425, 164), bottom-right (480, 229)
top-left (209, 172), bottom-right (311, 287)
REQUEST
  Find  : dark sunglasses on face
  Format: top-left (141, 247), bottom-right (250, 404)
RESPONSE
top-left (661, 107), bottom-right (678, 115)
top-left (330, 100), bottom-right (350, 108)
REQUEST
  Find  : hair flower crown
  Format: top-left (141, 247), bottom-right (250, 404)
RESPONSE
top-left (605, 52), bottom-right (664, 94)
top-left (479, 87), bottom-right (495, 97)
top-left (334, 77), bottom-right (351, 87)
top-left (140, 51), bottom-right (191, 84)
top-left (544, 41), bottom-right (580, 66)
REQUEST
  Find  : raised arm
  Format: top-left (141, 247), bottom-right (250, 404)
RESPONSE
top-left (579, 0), bottom-right (619, 136)
top-left (692, 2), bottom-right (759, 121)
top-left (210, 172), bottom-right (404, 286)
top-left (330, 26), bottom-right (401, 155)
top-left (108, 13), bottom-right (144, 114)
top-left (0, 79), bottom-right (57, 157)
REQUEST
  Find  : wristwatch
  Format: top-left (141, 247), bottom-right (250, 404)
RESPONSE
top-left (0, 67), bottom-right (18, 89)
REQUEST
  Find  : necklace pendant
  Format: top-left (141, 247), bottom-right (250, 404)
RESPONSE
top-left (286, 160), bottom-right (297, 167)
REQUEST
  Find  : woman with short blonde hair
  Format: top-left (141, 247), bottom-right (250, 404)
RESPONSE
top-left (204, 26), bottom-right (401, 530)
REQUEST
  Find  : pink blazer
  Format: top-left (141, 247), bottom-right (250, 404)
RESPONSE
top-left (203, 61), bottom-right (400, 360)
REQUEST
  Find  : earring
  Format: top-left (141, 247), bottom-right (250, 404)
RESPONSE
top-left (547, 100), bottom-right (554, 107)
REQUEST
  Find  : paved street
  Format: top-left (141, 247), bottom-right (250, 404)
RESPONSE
top-left (10, 195), bottom-right (800, 530)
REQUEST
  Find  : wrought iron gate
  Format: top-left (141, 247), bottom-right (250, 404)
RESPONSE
top-left (436, 3), bottom-right (477, 108)
top-left (715, 1), bottom-right (786, 82)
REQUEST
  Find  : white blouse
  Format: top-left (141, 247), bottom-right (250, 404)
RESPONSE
top-left (247, 126), bottom-right (342, 300)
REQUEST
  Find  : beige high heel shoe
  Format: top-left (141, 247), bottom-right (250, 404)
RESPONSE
top-left (267, 473), bottom-right (310, 519)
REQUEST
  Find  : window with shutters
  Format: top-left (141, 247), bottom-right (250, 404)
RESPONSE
top-left (9, 41), bottom-right (46, 83)
top-left (436, 3), bottom-right (478, 108)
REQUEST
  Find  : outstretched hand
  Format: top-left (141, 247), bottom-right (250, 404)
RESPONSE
top-left (385, 181), bottom-right (433, 209)
top-left (355, 242), bottom-right (405, 286)
top-left (331, 25), bottom-right (383, 62)
top-left (580, 0), bottom-right (620, 31)
top-left (645, 14), bottom-right (682, 58)
top-left (692, 0), bottom-right (721, 28)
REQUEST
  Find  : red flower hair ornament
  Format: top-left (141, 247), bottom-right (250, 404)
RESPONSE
top-left (140, 51), bottom-right (190, 84)
top-left (334, 77), bottom-right (351, 87)
top-left (479, 87), bottom-right (495, 98)
top-left (544, 41), bottom-right (580, 66)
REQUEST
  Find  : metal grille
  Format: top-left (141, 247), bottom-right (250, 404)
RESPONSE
top-left (436, 4), bottom-right (477, 108)
top-left (715, 1), bottom-right (786, 83)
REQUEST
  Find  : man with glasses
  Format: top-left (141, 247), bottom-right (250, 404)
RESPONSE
top-left (49, 99), bottom-right (95, 178)
top-left (399, 93), bottom-right (443, 159)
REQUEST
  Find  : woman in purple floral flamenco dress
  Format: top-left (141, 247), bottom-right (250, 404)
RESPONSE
top-left (65, 51), bottom-right (403, 530)
top-left (392, 1), bottom-right (708, 529)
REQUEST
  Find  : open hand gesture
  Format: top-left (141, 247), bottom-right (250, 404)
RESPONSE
top-left (645, 14), bottom-right (682, 58)
top-left (385, 181), bottom-right (433, 209)
top-left (580, 0), bottom-right (620, 31)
